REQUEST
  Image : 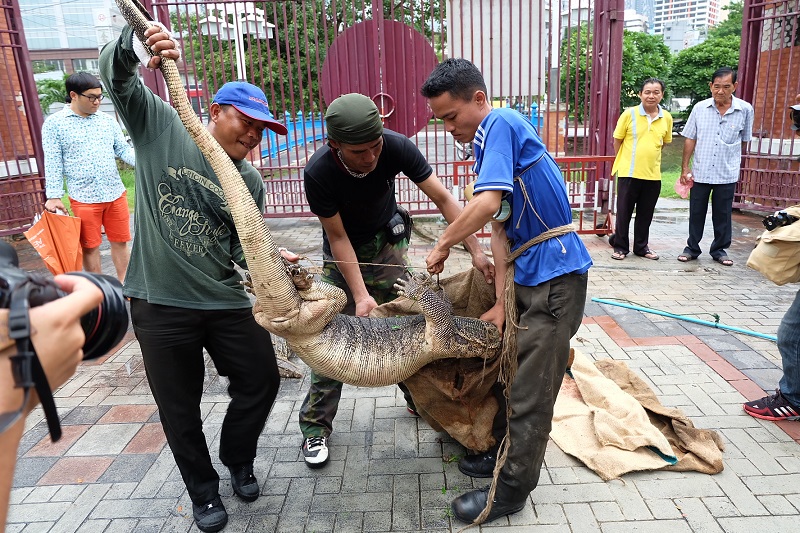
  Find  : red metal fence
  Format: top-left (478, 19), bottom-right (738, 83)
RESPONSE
top-left (145, 0), bottom-right (623, 226)
top-left (0, 0), bottom-right (45, 236)
top-left (738, 0), bottom-right (800, 209)
top-left (2, 0), bottom-right (624, 236)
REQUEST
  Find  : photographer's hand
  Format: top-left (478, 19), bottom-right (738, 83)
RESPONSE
top-left (1, 275), bottom-right (102, 528)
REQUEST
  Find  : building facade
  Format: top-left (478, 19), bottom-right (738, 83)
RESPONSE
top-left (652, 0), bottom-right (724, 35)
top-left (18, 0), bottom-right (124, 76)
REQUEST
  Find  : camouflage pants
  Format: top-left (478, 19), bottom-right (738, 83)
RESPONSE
top-left (299, 233), bottom-right (415, 438)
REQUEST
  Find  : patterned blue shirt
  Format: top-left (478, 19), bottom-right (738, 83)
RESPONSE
top-left (681, 96), bottom-right (753, 185)
top-left (42, 105), bottom-right (136, 202)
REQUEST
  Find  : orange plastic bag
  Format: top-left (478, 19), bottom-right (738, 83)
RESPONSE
top-left (23, 211), bottom-right (83, 275)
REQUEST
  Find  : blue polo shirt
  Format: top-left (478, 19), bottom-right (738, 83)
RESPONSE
top-left (472, 108), bottom-right (592, 287)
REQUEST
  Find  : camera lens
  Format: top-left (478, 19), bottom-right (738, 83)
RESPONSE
top-left (66, 272), bottom-right (129, 360)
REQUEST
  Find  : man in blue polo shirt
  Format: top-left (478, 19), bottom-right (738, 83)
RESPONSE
top-left (421, 58), bottom-right (592, 525)
top-left (678, 67), bottom-right (753, 266)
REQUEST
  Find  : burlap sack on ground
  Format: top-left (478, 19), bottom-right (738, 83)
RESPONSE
top-left (552, 350), bottom-right (725, 480)
top-left (371, 268), bottom-right (501, 452)
top-left (594, 358), bottom-right (725, 475)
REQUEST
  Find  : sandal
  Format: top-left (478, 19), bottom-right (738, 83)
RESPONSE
top-left (611, 251), bottom-right (626, 260)
top-left (677, 254), bottom-right (696, 263)
top-left (638, 250), bottom-right (659, 260)
top-left (714, 256), bottom-right (733, 266)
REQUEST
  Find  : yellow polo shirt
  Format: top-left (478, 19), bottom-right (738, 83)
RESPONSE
top-left (611, 104), bottom-right (672, 180)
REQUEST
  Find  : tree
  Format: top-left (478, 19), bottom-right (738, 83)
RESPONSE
top-left (36, 74), bottom-right (68, 116)
top-left (669, 34), bottom-right (740, 106)
top-left (708, 0), bottom-right (743, 39)
top-left (620, 30), bottom-right (672, 109)
top-left (559, 26), bottom-right (671, 121)
top-left (169, 1), bottom-right (443, 117)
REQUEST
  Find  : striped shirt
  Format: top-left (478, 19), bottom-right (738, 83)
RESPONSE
top-left (612, 104), bottom-right (672, 181)
top-left (42, 105), bottom-right (135, 203)
top-left (681, 96), bottom-right (753, 185)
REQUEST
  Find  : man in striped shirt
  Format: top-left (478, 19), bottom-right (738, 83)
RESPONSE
top-left (678, 67), bottom-right (753, 266)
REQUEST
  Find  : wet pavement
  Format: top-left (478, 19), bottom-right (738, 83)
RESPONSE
top-left (5, 197), bottom-right (800, 532)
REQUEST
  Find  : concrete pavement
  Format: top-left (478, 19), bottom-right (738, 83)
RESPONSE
top-left (6, 198), bottom-right (800, 532)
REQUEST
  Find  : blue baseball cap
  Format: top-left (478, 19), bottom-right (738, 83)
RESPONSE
top-left (213, 82), bottom-right (288, 135)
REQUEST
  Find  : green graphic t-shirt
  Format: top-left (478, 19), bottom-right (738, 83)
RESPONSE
top-left (99, 27), bottom-right (265, 309)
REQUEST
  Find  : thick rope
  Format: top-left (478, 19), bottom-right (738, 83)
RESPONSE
top-left (472, 222), bottom-right (575, 526)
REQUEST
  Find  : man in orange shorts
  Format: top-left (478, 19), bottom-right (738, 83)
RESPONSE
top-left (42, 72), bottom-right (135, 281)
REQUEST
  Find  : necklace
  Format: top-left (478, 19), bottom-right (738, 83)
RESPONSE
top-left (337, 149), bottom-right (369, 178)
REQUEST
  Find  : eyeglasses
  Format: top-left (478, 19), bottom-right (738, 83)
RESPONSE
top-left (79, 92), bottom-right (104, 103)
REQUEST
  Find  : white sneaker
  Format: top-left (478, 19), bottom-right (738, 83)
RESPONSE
top-left (302, 436), bottom-right (329, 468)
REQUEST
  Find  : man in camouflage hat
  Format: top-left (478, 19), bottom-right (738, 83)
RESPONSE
top-left (299, 93), bottom-right (494, 468)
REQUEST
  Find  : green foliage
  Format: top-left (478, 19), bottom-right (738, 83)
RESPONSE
top-left (560, 26), bottom-right (671, 121)
top-left (119, 164), bottom-right (135, 212)
top-left (620, 31), bottom-right (672, 109)
top-left (669, 34), bottom-right (741, 106)
top-left (708, 0), bottom-right (743, 39)
top-left (170, 1), bottom-right (442, 117)
top-left (36, 74), bottom-right (68, 115)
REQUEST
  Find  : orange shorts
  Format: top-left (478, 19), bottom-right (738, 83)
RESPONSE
top-left (69, 193), bottom-right (131, 249)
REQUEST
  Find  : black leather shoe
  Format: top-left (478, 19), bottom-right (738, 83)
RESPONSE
top-left (458, 450), bottom-right (496, 478)
top-left (451, 486), bottom-right (526, 523)
top-left (192, 496), bottom-right (228, 532)
top-left (229, 463), bottom-right (259, 502)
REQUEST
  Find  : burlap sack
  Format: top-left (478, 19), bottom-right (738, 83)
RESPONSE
top-left (746, 205), bottom-right (800, 286)
top-left (371, 268), bottom-right (500, 451)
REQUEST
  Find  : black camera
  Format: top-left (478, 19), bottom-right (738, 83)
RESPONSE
top-left (791, 108), bottom-right (800, 131)
top-left (0, 240), bottom-right (129, 360)
top-left (762, 211), bottom-right (799, 232)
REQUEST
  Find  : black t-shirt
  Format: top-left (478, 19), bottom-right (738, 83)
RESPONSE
top-left (304, 129), bottom-right (432, 248)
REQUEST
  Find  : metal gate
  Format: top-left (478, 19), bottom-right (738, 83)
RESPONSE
top-left (738, 0), bottom-right (800, 209)
top-left (148, 0), bottom-right (623, 231)
top-left (0, 0), bottom-right (45, 237)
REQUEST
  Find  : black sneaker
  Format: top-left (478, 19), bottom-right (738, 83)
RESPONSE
top-left (192, 496), bottom-right (228, 532)
top-left (302, 436), bottom-right (329, 468)
top-left (743, 390), bottom-right (800, 421)
top-left (229, 463), bottom-right (259, 502)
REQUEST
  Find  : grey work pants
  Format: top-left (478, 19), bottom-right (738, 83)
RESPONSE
top-left (496, 272), bottom-right (588, 497)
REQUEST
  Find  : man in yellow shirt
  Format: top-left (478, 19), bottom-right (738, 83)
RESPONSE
top-left (609, 78), bottom-right (672, 260)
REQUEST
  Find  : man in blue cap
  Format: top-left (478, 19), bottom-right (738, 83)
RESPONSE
top-left (100, 24), bottom-right (287, 533)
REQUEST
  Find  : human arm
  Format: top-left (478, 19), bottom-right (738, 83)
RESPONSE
top-left (479, 221), bottom-right (509, 332)
top-left (0, 276), bottom-right (103, 526)
top-left (665, 113), bottom-right (673, 145)
top-left (98, 25), bottom-right (180, 144)
top-left (680, 109), bottom-right (698, 183)
top-left (681, 137), bottom-right (696, 184)
top-left (416, 174), bottom-right (494, 284)
top-left (613, 138), bottom-right (622, 154)
top-left (41, 118), bottom-right (66, 213)
top-left (426, 189), bottom-right (502, 275)
top-left (112, 118), bottom-right (136, 167)
top-left (319, 214), bottom-right (378, 316)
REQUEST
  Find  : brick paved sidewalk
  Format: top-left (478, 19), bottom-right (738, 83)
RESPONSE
top-left (6, 200), bottom-right (800, 532)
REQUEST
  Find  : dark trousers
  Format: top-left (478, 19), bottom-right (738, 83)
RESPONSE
top-left (612, 177), bottom-right (661, 256)
top-left (299, 236), bottom-right (413, 438)
top-left (492, 272), bottom-right (588, 497)
top-left (779, 289), bottom-right (800, 408)
top-left (130, 299), bottom-right (280, 506)
top-left (684, 182), bottom-right (736, 259)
